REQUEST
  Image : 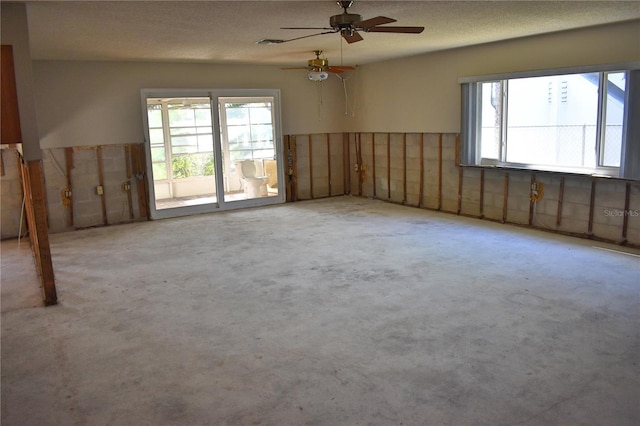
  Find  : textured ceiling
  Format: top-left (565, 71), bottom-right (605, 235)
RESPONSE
top-left (22, 1), bottom-right (640, 67)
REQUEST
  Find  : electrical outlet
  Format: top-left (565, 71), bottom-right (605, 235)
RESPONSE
top-left (61, 188), bottom-right (72, 206)
top-left (122, 182), bottom-right (131, 192)
top-left (96, 185), bottom-right (104, 195)
top-left (530, 182), bottom-right (544, 202)
top-left (354, 164), bottom-right (359, 172)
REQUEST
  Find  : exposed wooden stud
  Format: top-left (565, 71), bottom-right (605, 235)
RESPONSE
top-left (283, 135), bottom-right (291, 202)
top-left (402, 133), bottom-right (407, 204)
top-left (386, 133), bottom-right (391, 200)
top-left (64, 147), bottom-right (74, 226)
top-left (528, 173), bottom-right (536, 226)
top-left (308, 135), bottom-right (313, 199)
top-left (556, 176), bottom-right (565, 226)
top-left (96, 146), bottom-right (108, 225)
top-left (588, 178), bottom-right (596, 236)
top-left (326, 133), bottom-right (332, 196)
top-left (457, 166), bottom-right (463, 214)
top-left (25, 160), bottom-right (57, 305)
top-left (502, 172), bottom-right (509, 223)
top-left (372, 134), bottom-right (377, 198)
top-left (358, 133), bottom-right (365, 196)
top-left (290, 135), bottom-right (298, 202)
top-left (131, 144), bottom-right (149, 219)
top-left (343, 133), bottom-right (350, 195)
top-left (418, 133), bottom-right (424, 208)
top-left (124, 144), bottom-right (134, 220)
top-left (479, 168), bottom-right (485, 218)
top-left (437, 133), bottom-right (443, 210)
top-left (622, 182), bottom-right (631, 243)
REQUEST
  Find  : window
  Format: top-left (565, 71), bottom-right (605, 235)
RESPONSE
top-left (460, 65), bottom-right (638, 178)
top-left (147, 98), bottom-right (214, 180)
top-left (219, 100), bottom-right (275, 170)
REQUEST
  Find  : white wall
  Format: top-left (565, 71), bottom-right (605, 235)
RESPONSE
top-left (33, 61), bottom-right (349, 149)
top-left (349, 20), bottom-right (640, 133)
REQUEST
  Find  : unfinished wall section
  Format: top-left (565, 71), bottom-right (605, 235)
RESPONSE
top-left (1, 148), bottom-right (25, 239)
top-left (27, 131), bottom-right (639, 248)
top-left (328, 132), bottom-right (639, 247)
top-left (42, 143), bottom-right (147, 233)
top-left (292, 133), bottom-right (347, 201)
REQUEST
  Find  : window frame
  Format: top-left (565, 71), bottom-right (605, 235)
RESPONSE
top-left (460, 62), bottom-right (640, 179)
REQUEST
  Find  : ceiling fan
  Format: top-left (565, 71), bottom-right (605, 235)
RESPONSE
top-left (281, 50), bottom-right (356, 81)
top-left (258, 0), bottom-right (425, 45)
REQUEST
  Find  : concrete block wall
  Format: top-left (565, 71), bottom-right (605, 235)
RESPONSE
top-left (340, 132), bottom-right (640, 247)
top-left (14, 132), bottom-right (636, 248)
top-left (41, 144), bottom-right (145, 233)
top-left (0, 148), bottom-right (25, 239)
top-left (294, 133), bottom-right (347, 201)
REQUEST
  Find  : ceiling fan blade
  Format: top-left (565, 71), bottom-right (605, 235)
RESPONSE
top-left (328, 65), bottom-right (356, 72)
top-left (275, 30), bottom-right (337, 43)
top-left (355, 16), bottom-right (396, 29)
top-left (281, 27), bottom-right (334, 30)
top-left (342, 30), bottom-right (363, 44)
top-left (366, 26), bottom-right (425, 34)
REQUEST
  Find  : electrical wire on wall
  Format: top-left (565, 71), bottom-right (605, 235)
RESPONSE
top-left (530, 182), bottom-right (554, 230)
top-left (316, 80), bottom-right (324, 120)
top-left (335, 37), bottom-right (357, 117)
top-left (335, 69), bottom-right (357, 117)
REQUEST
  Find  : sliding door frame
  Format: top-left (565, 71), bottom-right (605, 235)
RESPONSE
top-left (141, 88), bottom-right (285, 219)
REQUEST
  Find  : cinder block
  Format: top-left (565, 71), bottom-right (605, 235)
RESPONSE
top-left (406, 169), bottom-right (420, 185)
top-left (531, 212), bottom-right (557, 230)
top-left (389, 154), bottom-right (403, 169)
top-left (562, 202), bottom-right (591, 218)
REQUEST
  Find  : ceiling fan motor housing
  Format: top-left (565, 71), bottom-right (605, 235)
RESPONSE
top-left (330, 13), bottom-right (362, 28)
top-left (308, 57), bottom-right (329, 70)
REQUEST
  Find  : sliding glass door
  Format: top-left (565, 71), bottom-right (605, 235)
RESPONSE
top-left (142, 89), bottom-right (284, 219)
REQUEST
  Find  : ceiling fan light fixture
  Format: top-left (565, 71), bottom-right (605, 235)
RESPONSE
top-left (308, 71), bottom-right (329, 81)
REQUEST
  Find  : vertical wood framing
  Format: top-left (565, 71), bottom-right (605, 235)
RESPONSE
top-left (372, 135), bottom-right (377, 198)
top-left (326, 134), bottom-right (332, 196)
top-left (386, 133), bottom-right (391, 200)
top-left (479, 168), bottom-right (485, 218)
top-left (556, 176), bottom-right (565, 226)
top-left (343, 133), bottom-right (350, 195)
top-left (437, 133), bottom-right (443, 210)
top-left (622, 182), bottom-right (631, 242)
top-left (402, 133), bottom-right (407, 204)
top-left (1, 45), bottom-right (23, 144)
top-left (23, 159), bottom-right (57, 306)
top-left (308, 135), bottom-right (313, 199)
top-left (290, 135), bottom-right (298, 202)
top-left (502, 172), bottom-right (509, 223)
top-left (528, 173), bottom-right (536, 226)
top-left (284, 135), bottom-right (292, 202)
top-left (418, 133), bottom-right (424, 208)
top-left (131, 143), bottom-right (149, 219)
top-left (357, 133), bottom-right (363, 197)
top-left (588, 178), bottom-right (596, 236)
top-left (457, 167), bottom-right (463, 214)
top-left (96, 146), bottom-right (108, 225)
top-left (64, 147), bottom-right (74, 227)
top-left (124, 144), bottom-right (134, 220)
top-left (456, 135), bottom-right (462, 213)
